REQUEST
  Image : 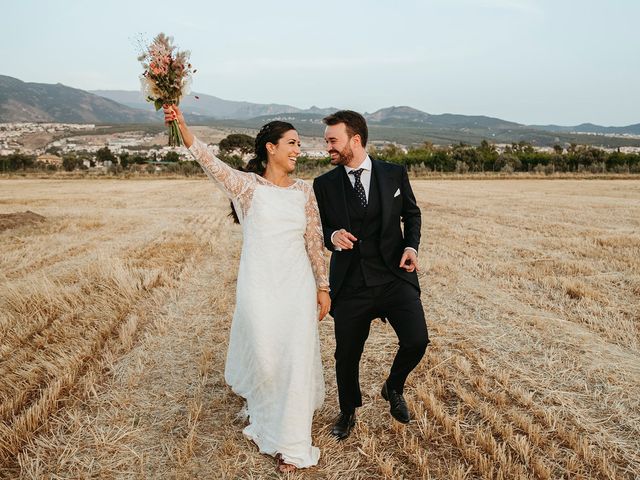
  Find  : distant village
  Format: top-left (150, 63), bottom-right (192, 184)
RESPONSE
top-left (2, 122), bottom-right (640, 174)
top-left (0, 122), bottom-right (195, 171)
top-left (0, 122), bottom-right (333, 171)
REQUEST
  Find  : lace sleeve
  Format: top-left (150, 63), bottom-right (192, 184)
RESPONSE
top-left (188, 136), bottom-right (255, 221)
top-left (302, 182), bottom-right (330, 291)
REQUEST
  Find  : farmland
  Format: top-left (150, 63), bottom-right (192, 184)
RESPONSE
top-left (1, 178), bottom-right (638, 479)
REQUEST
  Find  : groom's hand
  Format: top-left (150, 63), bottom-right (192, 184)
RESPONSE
top-left (332, 229), bottom-right (357, 250)
top-left (399, 249), bottom-right (419, 273)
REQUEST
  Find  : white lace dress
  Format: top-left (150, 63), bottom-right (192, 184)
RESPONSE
top-left (189, 138), bottom-right (329, 468)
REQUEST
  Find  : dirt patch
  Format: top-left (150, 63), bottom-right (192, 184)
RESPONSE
top-left (0, 211), bottom-right (46, 232)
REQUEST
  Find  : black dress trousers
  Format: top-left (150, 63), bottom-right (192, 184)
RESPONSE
top-left (332, 278), bottom-right (429, 414)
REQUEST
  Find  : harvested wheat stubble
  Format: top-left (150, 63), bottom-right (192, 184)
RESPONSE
top-left (1, 178), bottom-right (639, 479)
top-left (0, 211), bottom-right (45, 232)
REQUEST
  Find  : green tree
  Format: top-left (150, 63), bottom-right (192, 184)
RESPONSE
top-left (62, 154), bottom-right (78, 172)
top-left (5, 153), bottom-right (35, 171)
top-left (428, 149), bottom-right (455, 172)
top-left (478, 139), bottom-right (498, 171)
top-left (219, 134), bottom-right (255, 155)
top-left (132, 154), bottom-right (148, 165)
top-left (376, 143), bottom-right (405, 163)
top-left (495, 153), bottom-right (521, 172)
top-left (164, 151), bottom-right (181, 162)
top-left (451, 144), bottom-right (482, 172)
top-left (119, 152), bottom-right (130, 168)
top-left (96, 146), bottom-right (116, 164)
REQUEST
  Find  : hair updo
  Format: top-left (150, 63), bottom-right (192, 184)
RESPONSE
top-left (229, 120), bottom-right (296, 223)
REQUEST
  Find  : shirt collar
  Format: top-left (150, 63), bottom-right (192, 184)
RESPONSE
top-left (344, 155), bottom-right (372, 174)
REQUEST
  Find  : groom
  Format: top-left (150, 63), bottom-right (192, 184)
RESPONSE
top-left (313, 110), bottom-right (429, 439)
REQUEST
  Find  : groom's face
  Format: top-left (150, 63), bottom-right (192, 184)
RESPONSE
top-left (324, 123), bottom-right (354, 166)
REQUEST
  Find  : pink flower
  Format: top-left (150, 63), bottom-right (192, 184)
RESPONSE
top-left (137, 32), bottom-right (196, 146)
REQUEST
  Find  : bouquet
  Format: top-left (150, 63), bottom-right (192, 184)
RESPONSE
top-left (137, 33), bottom-right (195, 146)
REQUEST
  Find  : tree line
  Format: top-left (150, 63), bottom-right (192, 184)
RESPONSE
top-left (0, 146), bottom-right (203, 175)
top-left (369, 140), bottom-right (640, 174)
top-left (2, 135), bottom-right (639, 175)
top-left (212, 135), bottom-right (640, 175)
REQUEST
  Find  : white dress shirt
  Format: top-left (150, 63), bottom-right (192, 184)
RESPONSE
top-left (344, 155), bottom-right (373, 202)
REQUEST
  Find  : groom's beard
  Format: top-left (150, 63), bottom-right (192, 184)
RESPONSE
top-left (329, 143), bottom-right (354, 166)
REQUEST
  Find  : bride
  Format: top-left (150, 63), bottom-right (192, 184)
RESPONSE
top-left (163, 105), bottom-right (330, 473)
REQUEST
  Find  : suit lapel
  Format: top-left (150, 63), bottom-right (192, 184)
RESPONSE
top-left (373, 159), bottom-right (394, 233)
top-left (336, 166), bottom-right (351, 231)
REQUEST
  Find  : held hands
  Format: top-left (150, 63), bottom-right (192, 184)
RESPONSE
top-left (399, 249), bottom-right (419, 273)
top-left (317, 290), bottom-right (331, 321)
top-left (332, 229), bottom-right (358, 250)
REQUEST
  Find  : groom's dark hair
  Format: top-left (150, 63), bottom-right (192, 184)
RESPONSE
top-left (323, 110), bottom-right (368, 147)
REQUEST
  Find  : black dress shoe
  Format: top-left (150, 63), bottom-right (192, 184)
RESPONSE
top-left (381, 382), bottom-right (411, 424)
top-left (331, 411), bottom-right (356, 440)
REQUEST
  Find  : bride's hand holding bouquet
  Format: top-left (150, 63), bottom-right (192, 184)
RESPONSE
top-left (163, 104), bottom-right (193, 148)
top-left (138, 33), bottom-right (195, 146)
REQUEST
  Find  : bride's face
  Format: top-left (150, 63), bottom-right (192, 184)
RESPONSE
top-left (267, 130), bottom-right (301, 173)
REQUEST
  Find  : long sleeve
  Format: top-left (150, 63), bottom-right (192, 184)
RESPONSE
top-left (313, 178), bottom-right (339, 251)
top-left (303, 183), bottom-right (330, 291)
top-left (188, 136), bottom-right (255, 221)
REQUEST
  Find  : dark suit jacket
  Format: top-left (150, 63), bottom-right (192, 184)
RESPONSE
top-left (313, 159), bottom-right (422, 301)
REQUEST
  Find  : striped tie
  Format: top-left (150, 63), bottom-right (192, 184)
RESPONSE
top-left (349, 168), bottom-right (367, 208)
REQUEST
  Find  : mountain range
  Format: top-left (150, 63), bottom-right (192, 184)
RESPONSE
top-left (0, 75), bottom-right (156, 123)
top-left (1, 75), bottom-right (639, 146)
top-left (90, 89), bottom-right (337, 120)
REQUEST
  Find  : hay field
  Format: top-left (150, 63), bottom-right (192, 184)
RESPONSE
top-left (1, 178), bottom-right (638, 479)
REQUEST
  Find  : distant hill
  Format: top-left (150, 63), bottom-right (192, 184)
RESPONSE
top-left (1, 76), bottom-right (638, 147)
top-left (207, 109), bottom-right (640, 148)
top-left (91, 89), bottom-right (337, 120)
top-left (531, 122), bottom-right (640, 136)
top-left (365, 106), bottom-right (522, 130)
top-left (220, 106), bottom-right (520, 129)
top-left (0, 75), bottom-right (156, 123)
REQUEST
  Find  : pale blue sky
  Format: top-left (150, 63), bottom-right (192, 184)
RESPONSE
top-left (2, 0), bottom-right (638, 125)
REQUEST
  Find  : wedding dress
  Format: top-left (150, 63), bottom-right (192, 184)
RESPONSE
top-left (189, 138), bottom-right (328, 467)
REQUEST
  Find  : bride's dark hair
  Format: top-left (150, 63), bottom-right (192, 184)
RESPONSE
top-left (229, 120), bottom-right (296, 223)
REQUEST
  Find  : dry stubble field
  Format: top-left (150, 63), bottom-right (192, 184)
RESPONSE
top-left (0, 178), bottom-right (639, 479)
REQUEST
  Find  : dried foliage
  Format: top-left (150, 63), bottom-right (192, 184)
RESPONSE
top-left (137, 32), bottom-right (194, 146)
top-left (1, 178), bottom-right (638, 479)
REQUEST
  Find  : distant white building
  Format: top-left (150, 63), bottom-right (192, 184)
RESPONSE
top-left (37, 153), bottom-right (62, 166)
top-left (305, 150), bottom-right (328, 158)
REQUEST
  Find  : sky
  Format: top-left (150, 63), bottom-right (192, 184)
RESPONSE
top-left (2, 0), bottom-right (639, 126)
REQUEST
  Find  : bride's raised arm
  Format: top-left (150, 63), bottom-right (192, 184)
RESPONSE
top-left (164, 105), bottom-right (255, 217)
